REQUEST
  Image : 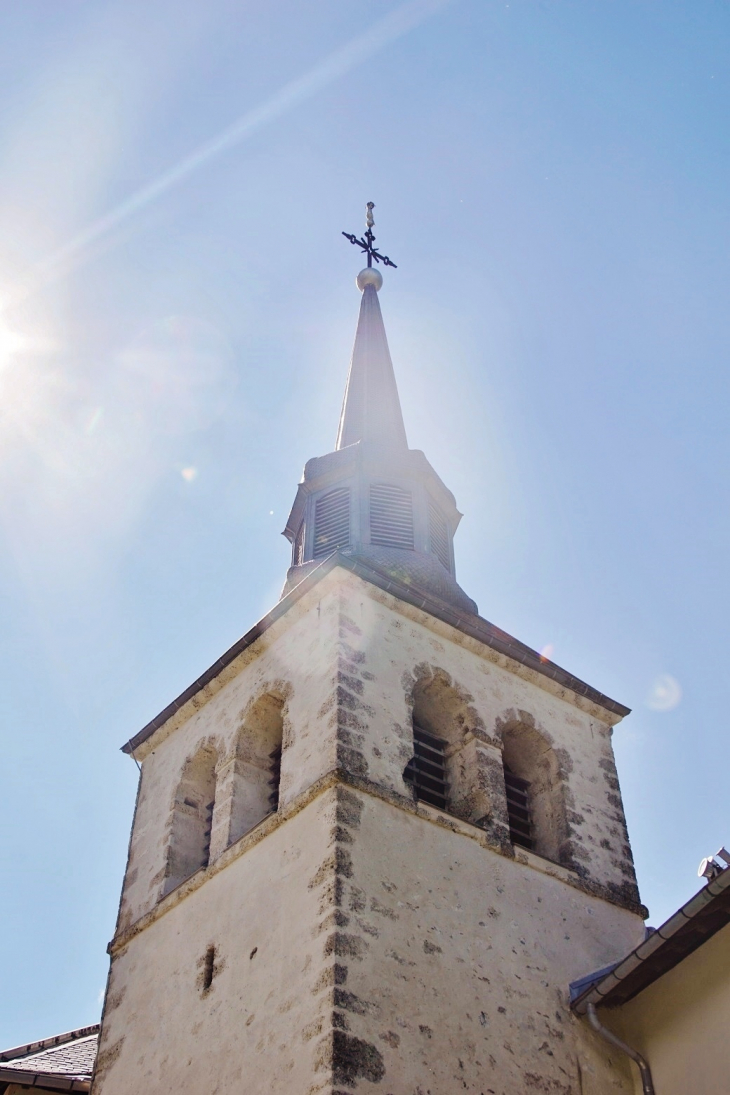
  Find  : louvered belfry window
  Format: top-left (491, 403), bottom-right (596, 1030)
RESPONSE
top-left (313, 488), bottom-right (351, 558)
top-left (428, 497), bottom-right (450, 571)
top-left (202, 800), bottom-right (215, 866)
top-left (504, 766), bottom-right (533, 850)
top-left (268, 745), bottom-right (282, 813)
top-left (370, 483), bottom-right (414, 550)
top-left (403, 723), bottom-right (448, 809)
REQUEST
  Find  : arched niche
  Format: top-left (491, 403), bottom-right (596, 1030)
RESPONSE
top-left (163, 743), bottom-right (218, 896)
top-left (404, 666), bottom-right (492, 826)
top-left (226, 692), bottom-right (285, 846)
top-left (500, 719), bottom-right (568, 865)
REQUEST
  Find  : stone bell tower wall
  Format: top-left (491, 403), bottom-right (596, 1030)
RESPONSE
top-left (97, 565), bottom-right (645, 1093)
top-left (317, 783), bottom-right (641, 1094)
top-left (115, 586), bottom-right (342, 931)
top-left (115, 567), bottom-right (640, 936)
top-left (94, 788), bottom-right (344, 1095)
top-left (95, 780), bottom-right (642, 1095)
top-left (116, 566), bottom-right (641, 937)
top-left (308, 571), bottom-right (640, 912)
top-left (326, 572), bottom-right (641, 912)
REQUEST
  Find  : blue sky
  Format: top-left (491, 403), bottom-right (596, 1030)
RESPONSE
top-left (1, 0), bottom-right (728, 1045)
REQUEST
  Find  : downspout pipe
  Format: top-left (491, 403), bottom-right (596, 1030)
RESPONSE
top-left (586, 1003), bottom-right (655, 1095)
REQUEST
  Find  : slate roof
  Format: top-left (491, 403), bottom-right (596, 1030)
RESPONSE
top-left (0, 1026), bottom-right (98, 1091)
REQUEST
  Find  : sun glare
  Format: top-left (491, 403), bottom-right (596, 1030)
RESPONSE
top-left (0, 301), bottom-right (59, 459)
top-left (0, 298), bottom-right (53, 369)
top-left (0, 315), bottom-right (29, 364)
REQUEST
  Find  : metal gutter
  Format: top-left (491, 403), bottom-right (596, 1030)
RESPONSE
top-left (586, 1004), bottom-right (654, 1095)
top-left (123, 551), bottom-right (629, 756)
top-left (0, 1067), bottom-right (90, 1091)
top-left (572, 865), bottom-right (730, 1013)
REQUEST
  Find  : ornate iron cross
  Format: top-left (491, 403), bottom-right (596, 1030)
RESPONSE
top-left (342, 202), bottom-right (397, 269)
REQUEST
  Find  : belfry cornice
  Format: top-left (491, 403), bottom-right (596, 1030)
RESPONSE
top-left (122, 553), bottom-right (630, 762)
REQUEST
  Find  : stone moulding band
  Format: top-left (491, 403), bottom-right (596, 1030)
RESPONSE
top-left (109, 768), bottom-right (647, 958)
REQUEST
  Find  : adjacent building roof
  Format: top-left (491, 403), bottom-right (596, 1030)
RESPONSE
top-left (570, 864), bottom-right (730, 1012)
top-left (123, 551), bottom-right (630, 756)
top-left (0, 1026), bottom-right (98, 1092)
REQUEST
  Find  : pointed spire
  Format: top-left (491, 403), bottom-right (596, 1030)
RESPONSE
top-left (282, 208), bottom-right (477, 616)
top-left (336, 273), bottom-right (408, 451)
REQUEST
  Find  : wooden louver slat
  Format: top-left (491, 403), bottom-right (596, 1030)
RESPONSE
top-left (313, 488), bottom-right (351, 558)
top-left (428, 497), bottom-right (450, 571)
top-left (268, 745), bottom-right (282, 812)
top-left (504, 767), bottom-right (533, 850)
top-left (370, 483), bottom-right (414, 550)
top-left (403, 722), bottom-right (448, 809)
top-left (202, 801), bottom-right (214, 865)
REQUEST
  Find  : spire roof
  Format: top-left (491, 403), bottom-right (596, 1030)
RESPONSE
top-left (282, 204), bottom-right (477, 617)
top-left (335, 278), bottom-right (408, 451)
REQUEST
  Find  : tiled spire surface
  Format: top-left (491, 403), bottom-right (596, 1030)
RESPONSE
top-left (335, 282), bottom-right (408, 451)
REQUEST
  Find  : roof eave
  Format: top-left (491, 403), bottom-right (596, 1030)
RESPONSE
top-left (0, 1066), bottom-right (91, 1091)
top-left (571, 866), bottom-right (730, 1013)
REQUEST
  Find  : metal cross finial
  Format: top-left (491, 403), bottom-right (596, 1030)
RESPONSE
top-left (342, 202), bottom-right (397, 269)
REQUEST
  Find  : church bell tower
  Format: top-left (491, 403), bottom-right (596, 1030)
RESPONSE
top-left (93, 208), bottom-right (646, 1095)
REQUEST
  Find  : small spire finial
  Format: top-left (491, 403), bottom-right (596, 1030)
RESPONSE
top-left (342, 201), bottom-right (397, 282)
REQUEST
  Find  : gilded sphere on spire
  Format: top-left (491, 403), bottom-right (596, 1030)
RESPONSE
top-left (356, 267), bottom-right (383, 292)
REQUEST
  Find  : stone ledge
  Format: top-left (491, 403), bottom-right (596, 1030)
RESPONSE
top-left (109, 770), bottom-right (646, 956)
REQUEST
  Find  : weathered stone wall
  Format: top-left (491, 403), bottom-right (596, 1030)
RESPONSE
top-left (316, 572), bottom-right (640, 911)
top-left (316, 784), bottom-right (641, 1094)
top-left (95, 782), bottom-right (641, 1095)
top-left (95, 789), bottom-right (339, 1095)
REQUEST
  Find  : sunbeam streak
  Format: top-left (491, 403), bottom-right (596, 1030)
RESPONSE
top-left (17, 0), bottom-right (453, 302)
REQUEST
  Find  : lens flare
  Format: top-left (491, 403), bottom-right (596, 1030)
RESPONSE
top-left (646, 674), bottom-right (682, 712)
top-left (85, 406), bottom-right (104, 434)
